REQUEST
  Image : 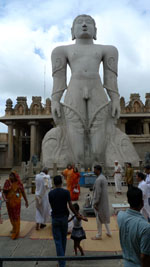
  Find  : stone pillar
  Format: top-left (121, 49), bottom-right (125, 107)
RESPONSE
top-left (29, 121), bottom-right (38, 160)
top-left (7, 121), bottom-right (14, 167)
top-left (143, 119), bottom-right (150, 135)
top-left (19, 131), bottom-right (23, 163)
top-left (15, 127), bottom-right (20, 164)
top-left (36, 126), bottom-right (40, 160)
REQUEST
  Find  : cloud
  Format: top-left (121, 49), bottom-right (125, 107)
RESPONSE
top-left (0, 0), bottom-right (150, 132)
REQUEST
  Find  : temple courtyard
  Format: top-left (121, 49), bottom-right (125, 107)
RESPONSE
top-left (0, 175), bottom-right (128, 267)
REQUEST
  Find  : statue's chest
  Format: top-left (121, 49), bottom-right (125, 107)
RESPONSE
top-left (68, 47), bottom-right (102, 62)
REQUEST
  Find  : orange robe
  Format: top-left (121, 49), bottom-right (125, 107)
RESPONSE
top-left (3, 179), bottom-right (24, 239)
top-left (70, 172), bottom-right (80, 201)
top-left (62, 168), bottom-right (74, 192)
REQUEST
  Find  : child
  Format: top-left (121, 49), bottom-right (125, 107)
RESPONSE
top-left (0, 185), bottom-right (3, 224)
top-left (69, 203), bottom-right (88, 256)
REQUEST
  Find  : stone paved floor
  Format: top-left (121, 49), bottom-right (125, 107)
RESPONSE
top-left (0, 175), bottom-right (127, 267)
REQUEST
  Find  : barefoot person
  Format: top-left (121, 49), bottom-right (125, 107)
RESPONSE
top-left (91, 165), bottom-right (111, 240)
top-left (69, 203), bottom-right (88, 255)
top-left (35, 167), bottom-right (52, 230)
top-left (62, 164), bottom-right (73, 193)
top-left (3, 171), bottom-right (28, 239)
top-left (113, 160), bottom-right (122, 194)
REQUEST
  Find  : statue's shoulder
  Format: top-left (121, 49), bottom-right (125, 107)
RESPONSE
top-left (52, 45), bottom-right (74, 56)
top-left (96, 44), bottom-right (118, 55)
top-left (102, 44), bottom-right (118, 56)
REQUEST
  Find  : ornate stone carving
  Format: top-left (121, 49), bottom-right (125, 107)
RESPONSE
top-left (145, 93), bottom-right (150, 112)
top-left (14, 97), bottom-right (28, 115)
top-left (45, 98), bottom-right (51, 115)
top-left (30, 96), bottom-right (43, 115)
top-left (125, 94), bottom-right (144, 113)
top-left (5, 99), bottom-right (13, 115)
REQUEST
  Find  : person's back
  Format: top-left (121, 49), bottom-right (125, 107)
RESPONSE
top-left (48, 175), bottom-right (78, 267)
top-left (49, 187), bottom-right (70, 218)
top-left (35, 172), bottom-right (44, 192)
top-left (117, 187), bottom-right (150, 267)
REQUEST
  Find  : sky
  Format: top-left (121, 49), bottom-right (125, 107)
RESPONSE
top-left (0, 0), bottom-right (150, 132)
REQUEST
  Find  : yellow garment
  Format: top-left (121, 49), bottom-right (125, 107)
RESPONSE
top-left (125, 168), bottom-right (133, 185)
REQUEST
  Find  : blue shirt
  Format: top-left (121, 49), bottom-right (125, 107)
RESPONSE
top-left (117, 209), bottom-right (150, 267)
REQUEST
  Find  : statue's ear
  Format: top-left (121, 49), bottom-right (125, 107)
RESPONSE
top-left (93, 27), bottom-right (97, 40)
top-left (71, 27), bottom-right (75, 40)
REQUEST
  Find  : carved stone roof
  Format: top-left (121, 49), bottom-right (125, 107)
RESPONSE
top-left (120, 93), bottom-right (150, 113)
top-left (4, 96), bottom-right (52, 116)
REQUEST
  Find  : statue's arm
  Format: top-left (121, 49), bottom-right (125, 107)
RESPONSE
top-left (51, 46), bottom-right (67, 119)
top-left (102, 45), bottom-right (120, 119)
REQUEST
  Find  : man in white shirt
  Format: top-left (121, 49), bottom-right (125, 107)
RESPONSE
top-left (136, 172), bottom-right (150, 221)
top-left (113, 160), bottom-right (122, 194)
top-left (145, 166), bottom-right (150, 204)
top-left (35, 167), bottom-right (52, 230)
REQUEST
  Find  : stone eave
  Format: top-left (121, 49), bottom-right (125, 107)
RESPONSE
top-left (120, 113), bottom-right (150, 118)
top-left (0, 114), bottom-right (53, 123)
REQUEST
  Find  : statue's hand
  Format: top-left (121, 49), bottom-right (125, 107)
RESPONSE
top-left (51, 100), bottom-right (61, 121)
top-left (112, 98), bottom-right (120, 119)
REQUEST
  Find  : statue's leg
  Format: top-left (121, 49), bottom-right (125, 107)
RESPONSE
top-left (90, 110), bottom-right (108, 164)
top-left (63, 104), bottom-right (85, 167)
top-left (88, 94), bottom-right (109, 166)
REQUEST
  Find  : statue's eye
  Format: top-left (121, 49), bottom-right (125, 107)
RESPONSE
top-left (85, 19), bottom-right (92, 24)
top-left (77, 19), bottom-right (83, 24)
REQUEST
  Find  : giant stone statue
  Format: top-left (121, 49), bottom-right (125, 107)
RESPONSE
top-left (42, 14), bottom-right (140, 169)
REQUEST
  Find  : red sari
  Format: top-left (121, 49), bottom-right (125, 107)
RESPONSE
top-left (3, 173), bottom-right (24, 239)
top-left (70, 172), bottom-right (80, 201)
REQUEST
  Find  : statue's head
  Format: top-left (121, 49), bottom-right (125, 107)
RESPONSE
top-left (71, 14), bottom-right (97, 40)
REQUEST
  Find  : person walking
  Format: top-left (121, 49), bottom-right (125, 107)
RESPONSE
top-left (91, 165), bottom-right (111, 240)
top-left (3, 171), bottom-right (28, 239)
top-left (48, 175), bottom-right (79, 267)
top-left (125, 162), bottom-right (134, 188)
top-left (62, 164), bottom-right (73, 193)
top-left (117, 186), bottom-right (150, 267)
top-left (35, 167), bottom-right (52, 230)
top-left (113, 160), bottom-right (122, 194)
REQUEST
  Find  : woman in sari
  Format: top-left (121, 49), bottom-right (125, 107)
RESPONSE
top-left (70, 167), bottom-right (80, 201)
top-left (3, 171), bottom-right (28, 240)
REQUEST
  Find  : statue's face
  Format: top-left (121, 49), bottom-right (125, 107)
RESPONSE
top-left (73, 16), bottom-right (96, 40)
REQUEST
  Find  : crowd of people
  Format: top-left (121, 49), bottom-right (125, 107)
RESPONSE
top-left (0, 163), bottom-right (150, 266)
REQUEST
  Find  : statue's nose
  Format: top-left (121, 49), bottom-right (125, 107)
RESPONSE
top-left (82, 23), bottom-right (87, 27)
